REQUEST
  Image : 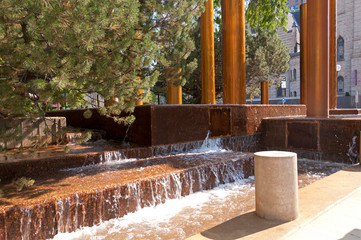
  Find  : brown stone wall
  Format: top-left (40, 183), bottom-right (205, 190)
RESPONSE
top-left (0, 117), bottom-right (66, 149)
top-left (48, 105), bottom-right (306, 146)
top-left (241, 105), bottom-right (306, 135)
top-left (150, 105), bottom-right (210, 145)
top-left (261, 117), bottom-right (361, 163)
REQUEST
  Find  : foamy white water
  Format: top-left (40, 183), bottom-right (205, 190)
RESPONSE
top-left (52, 159), bottom-right (349, 240)
top-left (51, 177), bottom-right (254, 240)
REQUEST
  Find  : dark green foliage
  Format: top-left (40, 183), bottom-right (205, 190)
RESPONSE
top-left (0, 0), bottom-right (206, 122)
top-left (246, 0), bottom-right (289, 32)
top-left (246, 30), bottom-right (290, 96)
top-left (183, 0), bottom-right (290, 102)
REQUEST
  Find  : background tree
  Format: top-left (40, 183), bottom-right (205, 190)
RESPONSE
top-left (183, 0), bottom-right (289, 103)
top-left (246, 0), bottom-right (289, 32)
top-left (246, 30), bottom-right (290, 97)
top-left (0, 0), bottom-right (206, 122)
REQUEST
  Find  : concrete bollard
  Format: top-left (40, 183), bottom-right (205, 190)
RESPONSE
top-left (254, 151), bottom-right (299, 221)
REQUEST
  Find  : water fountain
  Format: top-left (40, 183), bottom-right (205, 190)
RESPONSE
top-left (0, 128), bottom-right (352, 240)
top-left (0, 133), bottom-right (259, 240)
top-left (2, 1), bottom-right (360, 239)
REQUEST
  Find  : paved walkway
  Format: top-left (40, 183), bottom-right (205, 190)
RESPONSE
top-left (188, 164), bottom-right (361, 240)
top-left (284, 187), bottom-right (361, 240)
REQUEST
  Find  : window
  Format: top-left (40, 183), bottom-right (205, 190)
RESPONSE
top-left (337, 76), bottom-right (344, 92)
top-left (290, 70), bottom-right (292, 81)
top-left (294, 91), bottom-right (297, 97)
top-left (277, 81), bottom-right (286, 97)
top-left (293, 69), bottom-right (297, 81)
top-left (337, 37), bottom-right (344, 61)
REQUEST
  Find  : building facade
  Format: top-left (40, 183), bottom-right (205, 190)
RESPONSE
top-left (270, 0), bottom-right (361, 107)
top-left (287, 0), bottom-right (301, 11)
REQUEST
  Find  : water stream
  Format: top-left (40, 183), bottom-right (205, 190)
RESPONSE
top-left (51, 139), bottom-right (349, 240)
top-left (0, 132), bottom-right (350, 240)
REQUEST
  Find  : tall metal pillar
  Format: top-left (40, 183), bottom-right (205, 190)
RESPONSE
top-left (167, 81), bottom-right (182, 104)
top-left (135, 89), bottom-right (144, 106)
top-left (261, 81), bottom-right (269, 104)
top-left (201, 0), bottom-right (216, 104)
top-left (222, 0), bottom-right (246, 104)
top-left (306, 0), bottom-right (329, 117)
top-left (329, 0), bottom-right (337, 110)
top-left (300, 2), bottom-right (307, 105)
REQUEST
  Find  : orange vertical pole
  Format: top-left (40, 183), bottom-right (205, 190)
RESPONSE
top-left (167, 68), bottom-right (182, 104)
top-left (261, 81), bottom-right (269, 104)
top-left (222, 0), bottom-right (246, 104)
top-left (167, 81), bottom-right (182, 104)
top-left (201, 0), bottom-right (216, 104)
top-left (104, 97), bottom-right (117, 107)
top-left (329, 0), bottom-right (337, 110)
top-left (136, 89), bottom-right (144, 106)
top-left (306, 0), bottom-right (329, 117)
top-left (300, 2), bottom-right (307, 105)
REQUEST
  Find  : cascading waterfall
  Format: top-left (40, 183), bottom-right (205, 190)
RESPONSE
top-left (51, 159), bottom-right (349, 240)
top-left (16, 150), bottom-right (252, 240)
top-left (3, 133), bottom-right (259, 240)
top-left (347, 135), bottom-right (358, 164)
top-left (48, 159), bottom-right (249, 239)
top-left (5, 132), bottom-right (348, 240)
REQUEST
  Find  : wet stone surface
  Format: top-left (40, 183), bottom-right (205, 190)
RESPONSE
top-left (0, 135), bottom-right (350, 240)
top-left (51, 159), bottom-right (350, 240)
top-left (0, 149), bottom-right (254, 240)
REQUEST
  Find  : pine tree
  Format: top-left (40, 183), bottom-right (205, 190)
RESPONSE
top-left (0, 0), bottom-right (206, 122)
top-left (183, 0), bottom-right (290, 102)
top-left (246, 30), bottom-right (290, 97)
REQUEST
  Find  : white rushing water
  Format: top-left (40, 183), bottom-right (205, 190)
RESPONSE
top-left (51, 158), bottom-right (349, 240)
top-left (52, 177), bottom-right (255, 240)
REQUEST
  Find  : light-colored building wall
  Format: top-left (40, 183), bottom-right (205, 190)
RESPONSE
top-left (273, 0), bottom-right (361, 107)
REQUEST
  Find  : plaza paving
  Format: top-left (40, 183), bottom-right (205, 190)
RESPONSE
top-left (188, 164), bottom-right (361, 240)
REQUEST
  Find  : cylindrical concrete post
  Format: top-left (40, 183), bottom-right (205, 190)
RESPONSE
top-left (255, 151), bottom-right (299, 222)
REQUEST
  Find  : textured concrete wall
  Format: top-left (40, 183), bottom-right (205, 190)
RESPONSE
top-left (0, 117), bottom-right (66, 149)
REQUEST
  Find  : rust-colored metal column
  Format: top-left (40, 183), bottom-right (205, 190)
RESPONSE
top-left (261, 81), bottom-right (269, 104)
top-left (167, 81), bottom-right (182, 104)
top-left (300, 2), bottom-right (307, 105)
top-left (222, 0), bottom-right (246, 104)
top-left (104, 97), bottom-right (117, 107)
top-left (167, 68), bottom-right (183, 104)
top-left (201, 0), bottom-right (216, 104)
top-left (136, 89), bottom-right (144, 106)
top-left (329, 0), bottom-right (337, 109)
top-left (306, 0), bottom-right (329, 117)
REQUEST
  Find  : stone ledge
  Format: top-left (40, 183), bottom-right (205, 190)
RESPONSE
top-left (0, 117), bottom-right (66, 149)
top-left (47, 105), bottom-right (306, 146)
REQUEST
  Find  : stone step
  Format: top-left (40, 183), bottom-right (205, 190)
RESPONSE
top-left (0, 134), bottom-right (260, 182)
top-left (0, 151), bottom-right (254, 240)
